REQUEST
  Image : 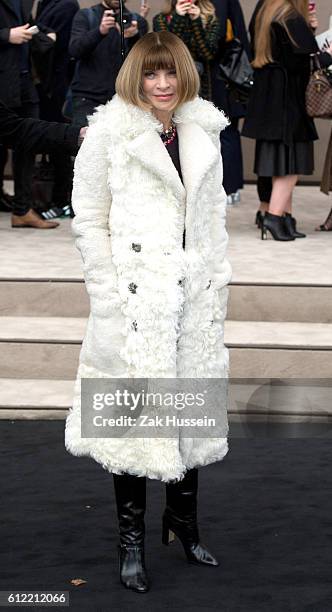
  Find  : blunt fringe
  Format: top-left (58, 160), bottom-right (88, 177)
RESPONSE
top-left (115, 31), bottom-right (200, 110)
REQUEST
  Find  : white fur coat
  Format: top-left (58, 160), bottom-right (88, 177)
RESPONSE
top-left (65, 94), bottom-right (232, 482)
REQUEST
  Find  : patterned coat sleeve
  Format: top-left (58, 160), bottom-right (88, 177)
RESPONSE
top-left (190, 16), bottom-right (221, 61)
top-left (153, 11), bottom-right (192, 47)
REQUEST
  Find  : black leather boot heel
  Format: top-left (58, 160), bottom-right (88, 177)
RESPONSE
top-left (113, 473), bottom-right (150, 593)
top-left (162, 468), bottom-right (219, 566)
top-left (255, 210), bottom-right (264, 228)
top-left (162, 518), bottom-right (175, 545)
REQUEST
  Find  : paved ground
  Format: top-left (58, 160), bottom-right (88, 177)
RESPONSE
top-left (0, 184), bottom-right (331, 284)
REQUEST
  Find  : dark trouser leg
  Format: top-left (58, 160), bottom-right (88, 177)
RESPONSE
top-left (0, 146), bottom-right (8, 189)
top-left (49, 151), bottom-right (73, 206)
top-left (257, 176), bottom-right (272, 204)
top-left (113, 473), bottom-right (149, 593)
top-left (12, 74), bottom-right (39, 216)
top-left (37, 86), bottom-right (73, 206)
top-left (162, 468), bottom-right (219, 566)
top-left (0, 147), bottom-right (12, 210)
top-left (220, 119), bottom-right (243, 196)
top-left (72, 97), bottom-right (99, 128)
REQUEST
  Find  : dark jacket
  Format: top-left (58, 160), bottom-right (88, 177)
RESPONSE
top-left (36, 0), bottom-right (79, 101)
top-left (69, 3), bottom-right (148, 104)
top-left (242, 3), bottom-right (332, 143)
top-left (0, 0), bottom-right (53, 107)
top-left (0, 100), bottom-right (80, 153)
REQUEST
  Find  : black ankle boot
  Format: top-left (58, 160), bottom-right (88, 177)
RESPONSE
top-left (255, 210), bottom-right (264, 228)
top-left (261, 212), bottom-right (295, 241)
top-left (284, 213), bottom-right (306, 238)
top-left (162, 468), bottom-right (219, 566)
top-left (113, 473), bottom-right (149, 593)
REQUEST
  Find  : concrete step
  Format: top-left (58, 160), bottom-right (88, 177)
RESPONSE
top-left (1, 379), bottom-right (331, 422)
top-left (1, 279), bottom-right (331, 323)
top-left (0, 280), bottom-right (89, 318)
top-left (0, 317), bottom-right (331, 379)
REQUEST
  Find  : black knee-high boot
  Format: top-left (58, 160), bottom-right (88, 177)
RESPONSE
top-left (162, 468), bottom-right (219, 566)
top-left (113, 473), bottom-right (149, 593)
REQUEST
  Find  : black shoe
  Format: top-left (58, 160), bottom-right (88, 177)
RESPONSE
top-left (284, 212), bottom-right (306, 238)
top-left (0, 191), bottom-right (13, 212)
top-left (41, 204), bottom-right (73, 219)
top-left (162, 468), bottom-right (219, 566)
top-left (316, 207), bottom-right (332, 231)
top-left (255, 210), bottom-right (264, 228)
top-left (113, 473), bottom-right (149, 593)
top-left (261, 212), bottom-right (295, 241)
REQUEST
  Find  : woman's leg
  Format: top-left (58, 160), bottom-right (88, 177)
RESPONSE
top-left (269, 175), bottom-right (298, 216)
top-left (113, 473), bottom-right (149, 593)
top-left (267, 175), bottom-right (306, 238)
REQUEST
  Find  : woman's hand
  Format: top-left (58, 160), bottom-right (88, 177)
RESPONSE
top-left (175, 0), bottom-right (192, 17)
top-left (324, 41), bottom-right (332, 56)
top-left (188, 2), bottom-right (201, 20)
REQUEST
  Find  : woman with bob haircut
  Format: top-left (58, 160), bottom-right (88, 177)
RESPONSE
top-left (65, 31), bottom-right (231, 594)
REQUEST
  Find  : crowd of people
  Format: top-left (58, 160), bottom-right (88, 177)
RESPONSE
top-left (0, 0), bottom-right (331, 237)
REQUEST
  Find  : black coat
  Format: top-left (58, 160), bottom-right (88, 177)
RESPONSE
top-left (0, 100), bottom-right (80, 153)
top-left (69, 4), bottom-right (148, 104)
top-left (0, 0), bottom-right (52, 107)
top-left (242, 4), bottom-right (332, 143)
top-left (211, 0), bottom-right (250, 117)
top-left (36, 0), bottom-right (79, 101)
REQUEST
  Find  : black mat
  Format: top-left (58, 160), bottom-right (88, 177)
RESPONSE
top-left (1, 421), bottom-right (331, 612)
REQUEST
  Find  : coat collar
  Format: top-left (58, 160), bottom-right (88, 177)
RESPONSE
top-left (91, 95), bottom-right (229, 203)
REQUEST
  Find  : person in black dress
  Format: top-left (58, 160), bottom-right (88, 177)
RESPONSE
top-left (242, 0), bottom-right (332, 241)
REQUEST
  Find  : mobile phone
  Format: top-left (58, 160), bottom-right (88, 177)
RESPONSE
top-left (140, 0), bottom-right (145, 7)
top-left (27, 25), bottom-right (39, 35)
top-left (308, 2), bottom-right (316, 12)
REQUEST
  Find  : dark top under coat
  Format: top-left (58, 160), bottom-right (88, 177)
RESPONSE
top-left (162, 130), bottom-right (186, 249)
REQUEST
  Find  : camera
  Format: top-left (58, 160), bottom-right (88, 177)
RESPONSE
top-left (105, 9), bottom-right (133, 29)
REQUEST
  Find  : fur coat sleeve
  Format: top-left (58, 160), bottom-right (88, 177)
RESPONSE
top-left (71, 109), bottom-right (121, 319)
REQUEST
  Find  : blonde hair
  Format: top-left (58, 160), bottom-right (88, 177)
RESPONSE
top-left (163, 0), bottom-right (216, 26)
top-left (253, 0), bottom-right (309, 68)
top-left (115, 31), bottom-right (200, 110)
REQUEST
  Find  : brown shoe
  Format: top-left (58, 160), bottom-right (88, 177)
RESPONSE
top-left (11, 208), bottom-right (59, 229)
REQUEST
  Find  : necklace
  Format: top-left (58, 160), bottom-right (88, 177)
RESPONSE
top-left (160, 121), bottom-right (177, 147)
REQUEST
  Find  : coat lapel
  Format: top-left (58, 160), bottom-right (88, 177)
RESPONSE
top-left (177, 122), bottom-right (219, 204)
top-left (177, 122), bottom-right (220, 247)
top-left (126, 130), bottom-right (186, 202)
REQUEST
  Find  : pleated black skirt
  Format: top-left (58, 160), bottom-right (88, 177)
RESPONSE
top-left (254, 140), bottom-right (314, 176)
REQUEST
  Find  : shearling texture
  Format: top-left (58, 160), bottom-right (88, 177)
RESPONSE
top-left (65, 94), bottom-right (232, 482)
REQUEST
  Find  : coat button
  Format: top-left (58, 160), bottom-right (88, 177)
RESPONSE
top-left (128, 282), bottom-right (137, 294)
top-left (206, 280), bottom-right (211, 289)
top-left (132, 321), bottom-right (137, 331)
top-left (132, 243), bottom-right (141, 252)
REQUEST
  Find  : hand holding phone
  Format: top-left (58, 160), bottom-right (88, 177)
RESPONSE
top-left (175, 0), bottom-right (192, 17)
top-left (27, 25), bottom-right (39, 35)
